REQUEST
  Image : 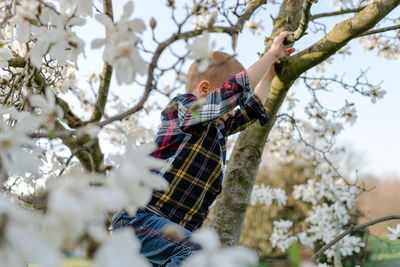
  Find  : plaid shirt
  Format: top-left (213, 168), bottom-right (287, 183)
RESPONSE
top-left (149, 71), bottom-right (270, 231)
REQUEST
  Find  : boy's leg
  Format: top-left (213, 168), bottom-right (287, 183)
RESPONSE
top-left (112, 209), bottom-right (200, 267)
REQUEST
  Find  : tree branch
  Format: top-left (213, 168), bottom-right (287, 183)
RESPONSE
top-left (284, 0), bottom-right (400, 82)
top-left (310, 6), bottom-right (366, 20)
top-left (90, 0), bottom-right (114, 122)
top-left (285, 0), bottom-right (318, 44)
top-left (312, 215), bottom-right (400, 261)
top-left (358, 24), bottom-right (400, 37)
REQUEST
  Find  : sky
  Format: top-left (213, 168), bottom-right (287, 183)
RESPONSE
top-left (75, 0), bottom-right (400, 178)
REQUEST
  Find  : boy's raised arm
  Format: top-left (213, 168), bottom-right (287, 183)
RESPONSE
top-left (246, 31), bottom-right (295, 91)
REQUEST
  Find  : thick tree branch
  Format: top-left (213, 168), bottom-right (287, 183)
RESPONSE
top-left (284, 0), bottom-right (400, 82)
top-left (310, 6), bottom-right (366, 20)
top-left (312, 215), bottom-right (400, 261)
top-left (90, 0), bottom-right (113, 122)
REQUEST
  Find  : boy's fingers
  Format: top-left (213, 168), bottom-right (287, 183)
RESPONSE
top-left (227, 110), bottom-right (235, 117)
top-left (277, 31), bottom-right (294, 43)
top-left (284, 48), bottom-right (296, 56)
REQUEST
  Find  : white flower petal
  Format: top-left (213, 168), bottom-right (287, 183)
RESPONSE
top-left (95, 14), bottom-right (115, 30)
top-left (91, 38), bottom-right (106, 49)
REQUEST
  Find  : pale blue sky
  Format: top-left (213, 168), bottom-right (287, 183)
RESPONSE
top-left (75, 1), bottom-right (400, 178)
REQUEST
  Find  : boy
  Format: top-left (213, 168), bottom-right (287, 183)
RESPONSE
top-left (112, 31), bottom-right (295, 266)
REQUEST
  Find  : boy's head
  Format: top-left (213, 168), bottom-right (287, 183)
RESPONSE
top-left (186, 51), bottom-right (245, 98)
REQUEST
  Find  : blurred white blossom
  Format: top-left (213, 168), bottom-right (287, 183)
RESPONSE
top-left (0, 196), bottom-right (60, 267)
top-left (0, 108), bottom-right (41, 177)
top-left (246, 20), bottom-right (264, 35)
top-left (365, 86), bottom-right (386, 104)
top-left (187, 31), bottom-right (215, 72)
top-left (183, 228), bottom-right (258, 267)
top-left (60, 0), bottom-right (94, 17)
top-left (0, 47), bottom-right (12, 68)
top-left (91, 228), bottom-right (151, 267)
top-left (250, 184), bottom-right (287, 206)
top-left (30, 14), bottom-right (86, 68)
top-left (387, 224), bottom-right (400, 240)
top-left (108, 135), bottom-right (170, 215)
top-left (92, 1), bottom-right (147, 84)
top-left (30, 88), bottom-right (64, 130)
top-left (270, 220), bottom-right (297, 251)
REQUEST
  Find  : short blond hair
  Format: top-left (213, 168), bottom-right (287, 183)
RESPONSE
top-left (186, 51), bottom-right (245, 93)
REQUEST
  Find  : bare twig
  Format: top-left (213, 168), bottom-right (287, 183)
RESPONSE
top-left (312, 215), bottom-right (400, 261)
top-left (358, 24), bottom-right (400, 37)
top-left (90, 0), bottom-right (114, 122)
top-left (311, 6), bottom-right (366, 20)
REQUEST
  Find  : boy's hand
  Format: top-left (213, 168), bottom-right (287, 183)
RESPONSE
top-left (216, 110), bottom-right (235, 125)
top-left (270, 31), bottom-right (296, 62)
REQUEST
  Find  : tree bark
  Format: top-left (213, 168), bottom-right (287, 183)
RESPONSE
top-left (206, 0), bottom-right (400, 246)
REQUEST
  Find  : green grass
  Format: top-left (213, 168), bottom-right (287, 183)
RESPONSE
top-left (368, 236), bottom-right (400, 257)
top-left (366, 236), bottom-right (400, 266)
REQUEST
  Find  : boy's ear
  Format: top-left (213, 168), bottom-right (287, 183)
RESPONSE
top-left (197, 80), bottom-right (211, 98)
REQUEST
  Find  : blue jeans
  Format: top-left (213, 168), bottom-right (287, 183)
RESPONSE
top-left (112, 208), bottom-right (200, 267)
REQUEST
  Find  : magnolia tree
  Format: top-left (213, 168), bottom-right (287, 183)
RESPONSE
top-left (0, 0), bottom-right (399, 266)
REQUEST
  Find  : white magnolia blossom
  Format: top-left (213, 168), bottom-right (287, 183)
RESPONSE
top-left (14, 0), bottom-right (41, 43)
top-left (30, 14), bottom-right (86, 68)
top-left (340, 100), bottom-right (357, 126)
top-left (108, 135), bottom-right (170, 215)
top-left (76, 124), bottom-right (101, 139)
top-left (387, 224), bottom-right (400, 240)
top-left (60, 0), bottom-right (94, 17)
top-left (55, 68), bottom-right (79, 93)
top-left (365, 86), bottom-right (386, 104)
top-left (92, 1), bottom-right (147, 84)
top-left (277, 173), bottom-right (364, 259)
top-left (187, 31), bottom-right (216, 72)
top-left (246, 20), bottom-right (264, 35)
top-left (293, 174), bottom-right (358, 209)
top-left (43, 135), bottom-right (170, 248)
top-left (43, 172), bottom-right (119, 247)
top-left (270, 220), bottom-right (297, 251)
top-left (359, 35), bottom-right (399, 60)
top-left (0, 195), bottom-right (60, 267)
top-left (183, 228), bottom-right (258, 267)
top-left (0, 47), bottom-right (12, 68)
top-left (250, 184), bottom-right (287, 206)
top-left (30, 88), bottom-right (64, 130)
top-left (0, 108), bottom-right (41, 177)
top-left (91, 228), bottom-right (151, 267)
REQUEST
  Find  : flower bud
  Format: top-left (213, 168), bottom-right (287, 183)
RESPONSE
top-left (150, 17), bottom-right (157, 29)
top-left (167, 0), bottom-right (174, 7)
